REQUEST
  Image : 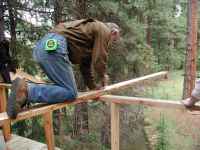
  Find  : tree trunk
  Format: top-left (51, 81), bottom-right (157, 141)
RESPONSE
top-left (73, 101), bottom-right (89, 137)
top-left (7, 0), bottom-right (17, 58)
top-left (146, 0), bottom-right (154, 47)
top-left (53, 0), bottom-right (64, 24)
top-left (72, 70), bottom-right (89, 138)
top-left (72, 0), bottom-right (89, 138)
top-left (183, 0), bottom-right (198, 99)
top-left (0, 0), bottom-right (5, 41)
top-left (100, 104), bottom-right (111, 148)
top-left (146, 16), bottom-right (152, 47)
top-left (74, 0), bottom-right (87, 19)
top-left (52, 0), bottom-right (65, 137)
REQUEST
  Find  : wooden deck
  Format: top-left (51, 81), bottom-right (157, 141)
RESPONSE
top-left (7, 134), bottom-right (61, 150)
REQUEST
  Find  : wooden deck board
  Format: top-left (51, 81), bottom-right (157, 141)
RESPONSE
top-left (7, 134), bottom-right (61, 150)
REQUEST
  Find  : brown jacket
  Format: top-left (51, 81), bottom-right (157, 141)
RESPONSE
top-left (50, 19), bottom-right (111, 89)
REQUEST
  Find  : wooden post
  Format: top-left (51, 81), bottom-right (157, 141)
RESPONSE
top-left (0, 87), bottom-right (11, 141)
top-left (111, 102), bottom-right (120, 150)
top-left (43, 112), bottom-right (55, 150)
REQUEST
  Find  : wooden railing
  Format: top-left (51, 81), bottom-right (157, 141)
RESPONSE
top-left (0, 71), bottom-right (184, 150)
top-left (99, 95), bottom-right (200, 150)
top-left (0, 86), bottom-right (11, 141)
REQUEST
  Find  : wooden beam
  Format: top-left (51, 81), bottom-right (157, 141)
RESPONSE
top-left (43, 112), bottom-right (55, 150)
top-left (0, 87), bottom-right (11, 141)
top-left (111, 102), bottom-right (120, 150)
top-left (102, 71), bottom-right (168, 92)
top-left (0, 83), bottom-right (11, 88)
top-left (0, 71), bottom-right (168, 89)
top-left (99, 95), bottom-right (200, 111)
top-left (0, 98), bottom-right (89, 124)
top-left (0, 71), bottom-right (168, 123)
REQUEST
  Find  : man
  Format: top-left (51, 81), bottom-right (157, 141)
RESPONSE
top-left (0, 39), bottom-right (15, 150)
top-left (182, 80), bottom-right (200, 107)
top-left (7, 18), bottom-right (120, 119)
top-left (0, 39), bottom-right (17, 83)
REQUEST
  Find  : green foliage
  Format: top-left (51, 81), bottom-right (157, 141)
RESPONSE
top-left (7, 0), bottom-right (200, 149)
top-left (11, 0), bottom-right (189, 78)
top-left (15, 41), bottom-right (38, 74)
top-left (155, 114), bottom-right (169, 150)
top-left (143, 71), bottom-right (196, 150)
top-left (12, 117), bottom-right (45, 142)
top-left (142, 71), bottom-right (183, 100)
top-left (88, 0), bottom-right (188, 80)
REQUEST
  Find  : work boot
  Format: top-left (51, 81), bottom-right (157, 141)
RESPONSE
top-left (182, 96), bottom-right (199, 108)
top-left (7, 77), bottom-right (28, 119)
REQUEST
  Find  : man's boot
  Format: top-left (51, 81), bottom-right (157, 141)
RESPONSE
top-left (7, 77), bottom-right (28, 119)
top-left (182, 96), bottom-right (199, 108)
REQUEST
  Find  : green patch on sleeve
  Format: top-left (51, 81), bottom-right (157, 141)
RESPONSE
top-left (45, 39), bottom-right (58, 52)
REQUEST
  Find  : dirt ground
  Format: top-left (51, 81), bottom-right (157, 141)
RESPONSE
top-left (144, 107), bottom-right (200, 150)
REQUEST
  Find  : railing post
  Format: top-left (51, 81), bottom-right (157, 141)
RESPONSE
top-left (111, 102), bottom-right (120, 150)
top-left (43, 112), bottom-right (55, 150)
top-left (0, 86), bottom-right (11, 141)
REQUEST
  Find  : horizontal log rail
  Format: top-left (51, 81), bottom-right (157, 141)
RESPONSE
top-left (99, 95), bottom-right (200, 111)
top-left (0, 71), bottom-right (168, 89)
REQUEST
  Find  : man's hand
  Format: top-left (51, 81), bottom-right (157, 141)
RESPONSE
top-left (182, 96), bottom-right (199, 108)
top-left (101, 74), bottom-right (109, 87)
top-left (94, 74), bottom-right (109, 90)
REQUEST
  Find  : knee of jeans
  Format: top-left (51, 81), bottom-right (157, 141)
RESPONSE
top-left (71, 90), bottom-right (78, 100)
top-left (65, 90), bottom-right (77, 101)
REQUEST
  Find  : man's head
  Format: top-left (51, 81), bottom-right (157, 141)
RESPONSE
top-left (105, 22), bottom-right (120, 42)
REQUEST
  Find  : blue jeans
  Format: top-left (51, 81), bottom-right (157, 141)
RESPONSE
top-left (27, 33), bottom-right (78, 104)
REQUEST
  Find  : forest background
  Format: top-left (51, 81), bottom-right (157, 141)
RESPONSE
top-left (1, 0), bottom-right (200, 150)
